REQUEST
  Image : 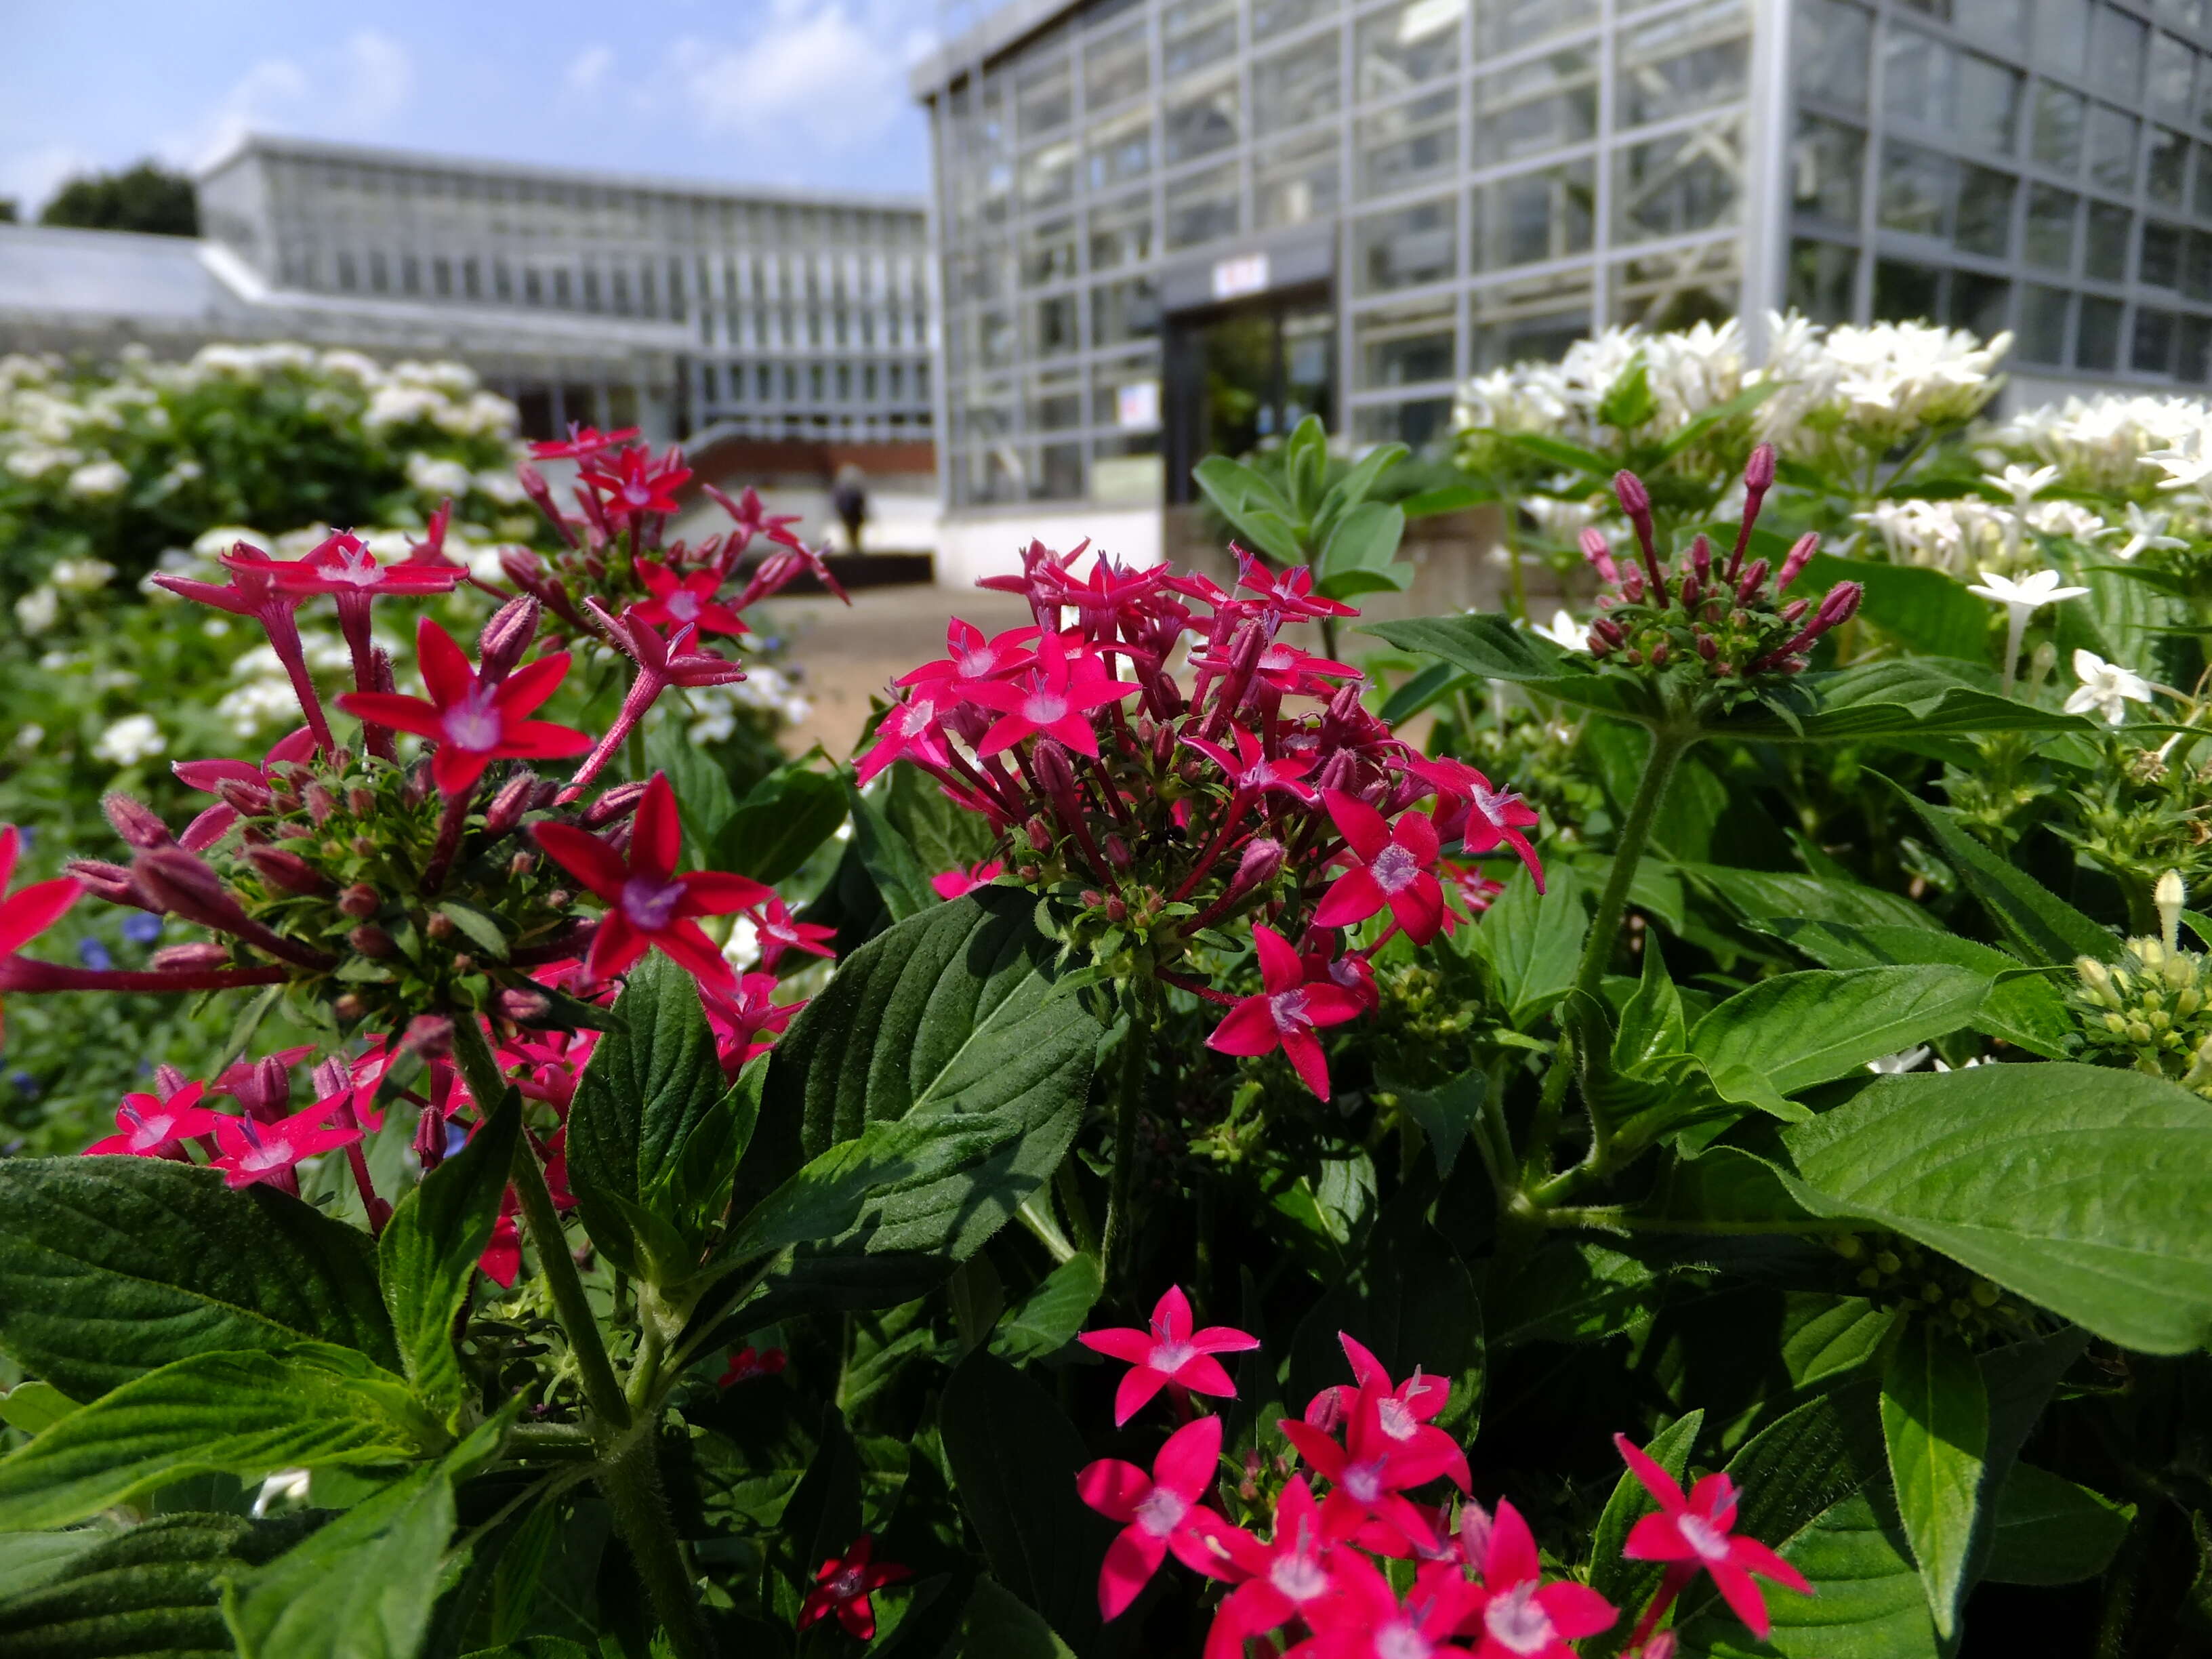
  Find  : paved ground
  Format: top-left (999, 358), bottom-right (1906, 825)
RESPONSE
top-left (751, 583), bottom-right (1036, 760)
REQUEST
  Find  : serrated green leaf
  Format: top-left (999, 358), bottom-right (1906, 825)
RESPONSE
top-left (1881, 779), bottom-right (2118, 965)
top-left (0, 1346), bottom-right (432, 1532)
top-left (1689, 966), bottom-right (1990, 1097)
top-left (847, 781), bottom-right (939, 920)
top-left (1361, 613), bottom-right (1574, 684)
top-left (1488, 1240), bottom-right (1660, 1347)
top-left (1477, 863), bottom-right (1586, 1027)
top-left (1782, 1064), bottom-right (2212, 1354)
top-left (1673, 863), bottom-right (1941, 935)
top-left (0, 1530), bottom-right (104, 1601)
top-left (0, 1158), bottom-right (397, 1401)
top-left (1755, 919), bottom-right (2076, 1059)
top-left (1614, 936), bottom-right (1687, 1074)
top-left (1881, 1322), bottom-right (1987, 1637)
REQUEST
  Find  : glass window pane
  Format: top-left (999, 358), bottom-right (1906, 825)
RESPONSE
top-left (1164, 0), bottom-right (1238, 78)
top-left (2150, 33), bottom-right (2198, 118)
top-left (1787, 237), bottom-right (1859, 321)
top-left (1612, 240), bottom-right (1739, 327)
top-left (1020, 142), bottom-right (1076, 209)
top-left (1476, 159), bottom-right (1597, 265)
top-left (1027, 371), bottom-right (1083, 428)
top-left (2186, 228), bottom-right (2212, 298)
top-left (2032, 82), bottom-right (2085, 171)
top-left (2086, 200), bottom-right (2133, 278)
top-left (2025, 182), bottom-right (2078, 268)
top-left (1793, 115), bottom-right (1867, 225)
top-left (2196, 147), bottom-right (2212, 215)
top-left (1885, 28), bottom-right (1958, 127)
top-left (2142, 218), bottom-right (2185, 283)
top-left (1477, 0), bottom-right (1598, 56)
top-left (1357, 0), bottom-right (1465, 100)
top-left (1352, 397), bottom-right (1456, 447)
top-left (1956, 165), bottom-right (2016, 254)
top-left (2035, 0), bottom-right (2091, 64)
top-left (1618, 0), bottom-right (1750, 128)
top-left (1958, 54), bottom-right (2024, 153)
top-left (1880, 140), bottom-right (1957, 237)
top-left (2091, 4), bottom-right (2148, 98)
top-left (1353, 194), bottom-right (1459, 291)
top-left (2179, 313), bottom-right (2212, 381)
top-left (1086, 108), bottom-right (1153, 191)
top-left (1254, 35), bottom-right (1341, 136)
top-left (1796, 0), bottom-right (1873, 110)
top-left (1090, 275), bottom-right (1160, 343)
top-left (1256, 0), bottom-right (1341, 31)
top-left (2087, 104), bottom-right (2140, 192)
top-left (1036, 441), bottom-right (1085, 501)
top-left (2133, 305), bottom-right (2177, 371)
top-left (1355, 296), bottom-right (1458, 387)
top-left (1470, 270), bottom-right (1593, 368)
top-left (1164, 162), bottom-right (1240, 247)
top-left (1959, 0), bottom-right (2030, 47)
top-left (1874, 257), bottom-right (1943, 319)
top-left (1085, 22), bottom-right (1150, 108)
top-left (1474, 49), bottom-right (1597, 164)
top-left (2148, 128), bottom-right (2190, 207)
top-left (1017, 60), bottom-right (1073, 136)
top-left (1090, 190), bottom-right (1155, 268)
top-left (1948, 270), bottom-right (2011, 336)
top-left (2077, 293), bottom-right (2123, 365)
top-left (1257, 129), bottom-right (1343, 226)
top-left (1021, 216), bottom-right (1079, 285)
top-left (1614, 116), bottom-right (1744, 240)
top-left (1361, 88), bottom-right (1461, 197)
top-left (1165, 75), bottom-right (1240, 162)
top-left (2018, 283), bottom-right (2071, 360)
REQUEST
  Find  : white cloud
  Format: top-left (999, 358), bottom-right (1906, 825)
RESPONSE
top-left (161, 29), bottom-right (415, 169)
top-left (665, 0), bottom-right (938, 169)
top-left (567, 44), bottom-right (616, 95)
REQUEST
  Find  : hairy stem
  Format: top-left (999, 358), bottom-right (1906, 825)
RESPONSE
top-left (1099, 976), bottom-right (1158, 1276)
top-left (598, 1423), bottom-right (717, 1659)
top-left (1574, 726), bottom-right (1692, 1004)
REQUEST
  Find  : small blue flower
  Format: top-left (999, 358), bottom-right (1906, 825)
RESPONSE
top-left (121, 912), bottom-right (163, 945)
top-left (7, 1071), bottom-right (37, 1099)
top-left (12, 826), bottom-right (31, 851)
top-left (77, 938), bottom-right (114, 972)
top-left (444, 1120), bottom-right (470, 1158)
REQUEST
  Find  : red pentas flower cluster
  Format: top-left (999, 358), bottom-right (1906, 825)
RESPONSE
top-left (1074, 1287), bottom-right (1809, 1658)
top-left (861, 541), bottom-right (1542, 1101)
top-left (0, 438), bottom-right (829, 1247)
top-left (1578, 446), bottom-right (1862, 684)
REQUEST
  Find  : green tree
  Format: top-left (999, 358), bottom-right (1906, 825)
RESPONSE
top-left (39, 162), bottom-right (199, 237)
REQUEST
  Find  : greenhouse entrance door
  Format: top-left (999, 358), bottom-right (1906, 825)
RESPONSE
top-left (1163, 286), bottom-right (1334, 504)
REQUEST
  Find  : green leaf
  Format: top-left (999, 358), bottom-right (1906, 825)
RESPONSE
top-left (1782, 1064), bottom-right (2212, 1354)
top-left (0, 1345), bottom-right (432, 1532)
top-left (377, 1090), bottom-right (517, 1423)
top-left (1880, 1322), bottom-right (1987, 1637)
top-left (1797, 554), bottom-right (1988, 661)
top-left (1881, 780), bottom-right (2118, 966)
top-left (955, 1575), bottom-right (1078, 1658)
top-left (989, 1255), bottom-right (1105, 1365)
top-left (220, 1464), bottom-right (452, 1658)
top-left (1284, 413), bottom-right (1330, 518)
top-left (0, 1531), bottom-right (104, 1601)
top-left (0, 1511), bottom-right (314, 1656)
top-left (1677, 1492), bottom-right (1936, 1659)
top-left (1376, 661), bottom-right (1475, 727)
top-left (434, 901), bottom-right (510, 962)
top-left (1755, 919), bottom-right (2076, 1059)
top-left (1389, 1071), bottom-right (1486, 1179)
top-left (1688, 966), bottom-right (1990, 1096)
top-left (1361, 613), bottom-right (1573, 684)
top-left (716, 759), bottom-right (849, 885)
top-left (940, 1352), bottom-right (1111, 1649)
top-left (1193, 455), bottom-right (1307, 565)
top-left (1614, 936), bottom-right (1687, 1074)
top-left (1488, 1240), bottom-right (1660, 1347)
top-left (1475, 863), bottom-right (1586, 1027)
top-left (885, 758), bottom-right (997, 876)
top-left (645, 722), bottom-right (739, 859)
top-left (1317, 441), bottom-right (1408, 530)
top-left (567, 954), bottom-right (752, 1282)
top-left (847, 781), bottom-right (939, 921)
top-left (1585, 1410), bottom-right (1702, 1658)
top-left (1315, 500), bottom-right (1410, 600)
top-left (1672, 863), bottom-right (1940, 935)
top-left (1982, 1461), bottom-right (2134, 1586)
top-left (1780, 1295), bottom-right (1899, 1390)
top-left (0, 1385), bottom-right (77, 1438)
top-left (1708, 661), bottom-right (2097, 744)
top-left (0, 1158), bottom-right (398, 1400)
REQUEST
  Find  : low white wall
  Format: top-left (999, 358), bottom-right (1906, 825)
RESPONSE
top-left (933, 504), bottom-right (1166, 591)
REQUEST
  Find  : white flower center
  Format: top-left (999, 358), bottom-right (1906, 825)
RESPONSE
top-left (1269, 988), bottom-right (1311, 1033)
top-left (1376, 1395), bottom-right (1418, 1441)
top-left (667, 590), bottom-right (701, 621)
top-left (621, 875), bottom-right (685, 931)
top-left (440, 693), bottom-right (503, 753)
top-left (1483, 1584), bottom-right (1558, 1656)
top-left (241, 1142), bottom-right (293, 1174)
top-left (129, 1113), bottom-right (176, 1151)
top-left (1372, 843), bottom-right (1420, 895)
top-left (1678, 1512), bottom-right (1733, 1563)
top-left (955, 644), bottom-right (993, 677)
top-left (830, 1566), bottom-right (865, 1598)
top-left (1134, 1486), bottom-right (1189, 1538)
top-left (1376, 1622), bottom-right (1433, 1659)
top-left (333, 550), bottom-right (382, 587)
top-left (1268, 1550), bottom-right (1329, 1603)
top-left (1341, 1459), bottom-right (1386, 1505)
top-left (1021, 688), bottom-right (1069, 724)
top-left (1147, 1338), bottom-right (1195, 1374)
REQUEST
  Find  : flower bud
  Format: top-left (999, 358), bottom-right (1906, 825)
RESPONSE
top-left (347, 787), bottom-right (376, 817)
top-left (104, 794), bottom-right (173, 850)
top-left (402, 1013), bottom-right (454, 1059)
top-left (532, 779), bottom-right (561, 811)
top-left (494, 986), bottom-right (552, 1023)
top-left (1680, 574), bottom-right (1702, 611)
top-left (333, 993), bottom-right (368, 1023)
top-left (509, 850), bottom-right (537, 878)
top-left (426, 912), bottom-right (455, 941)
top-left (303, 783), bottom-right (337, 824)
top-left (1650, 638), bottom-right (1671, 666)
top-left (132, 846), bottom-right (243, 926)
top-left (451, 953), bottom-right (475, 976)
top-left (478, 596), bottom-right (543, 684)
top-left (1612, 468), bottom-right (1651, 520)
top-left (581, 781), bottom-right (647, 828)
top-left (1780, 598), bottom-right (1809, 625)
top-left (1734, 558), bottom-right (1769, 604)
top-left (1591, 617), bottom-right (1626, 648)
top-left (1689, 533), bottom-right (1712, 583)
top-left (245, 845), bottom-right (331, 896)
top-left (1620, 567), bottom-right (1645, 603)
top-left (2156, 868), bottom-right (2187, 952)
top-left (350, 924), bottom-right (396, 957)
top-left (1227, 837), bottom-right (1285, 897)
top-left (150, 942), bottom-right (231, 971)
top-left (1696, 632), bottom-right (1718, 661)
top-left (1103, 834), bottom-right (1132, 869)
top-left (1578, 527), bottom-right (1620, 582)
top-left (1815, 581), bottom-right (1863, 629)
top-left (546, 888), bottom-right (573, 910)
top-left (216, 777), bottom-right (274, 817)
top-left (1032, 737), bottom-right (1078, 802)
top-left (339, 883), bottom-right (380, 918)
top-left (1776, 531), bottom-right (1820, 592)
top-left (1026, 818), bottom-right (1054, 853)
top-left (1744, 442), bottom-right (1776, 494)
top-left (485, 771), bottom-right (539, 836)
top-left (68, 858), bottom-right (150, 907)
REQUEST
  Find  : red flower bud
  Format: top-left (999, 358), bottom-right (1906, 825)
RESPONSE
top-left (426, 912), bottom-right (454, 941)
top-left (402, 1014), bottom-right (454, 1059)
top-left (350, 924), bottom-right (396, 957)
top-left (244, 846), bottom-right (331, 896)
top-left (151, 942), bottom-right (232, 970)
top-left (1744, 443), bottom-right (1776, 493)
top-left (1776, 532), bottom-right (1820, 592)
top-left (1578, 526), bottom-right (1620, 582)
top-left (478, 596), bottom-right (543, 684)
top-left (303, 783), bottom-right (337, 824)
top-left (1735, 558), bottom-right (1769, 604)
top-left (1781, 598), bottom-right (1809, 624)
top-left (1612, 469), bottom-right (1651, 518)
top-left (339, 883), bottom-right (380, 918)
top-left (68, 858), bottom-right (152, 908)
top-left (348, 787), bottom-right (377, 817)
top-left (104, 794), bottom-right (173, 850)
top-left (485, 771), bottom-right (539, 836)
top-left (1689, 533), bottom-right (1712, 583)
top-left (581, 781), bottom-right (647, 828)
top-left (494, 986), bottom-right (551, 1023)
top-left (216, 777), bottom-right (274, 817)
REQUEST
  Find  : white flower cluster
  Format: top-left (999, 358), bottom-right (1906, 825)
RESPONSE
top-left (681, 665), bottom-right (812, 743)
top-left (1986, 393), bottom-right (2212, 495)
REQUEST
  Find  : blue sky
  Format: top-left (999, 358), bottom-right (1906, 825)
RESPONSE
top-left (1, 0), bottom-right (963, 214)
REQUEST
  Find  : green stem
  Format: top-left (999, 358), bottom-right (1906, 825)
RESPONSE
top-left (1099, 977), bottom-right (1157, 1277)
top-left (1503, 509), bottom-right (1529, 622)
top-left (449, 1019), bottom-right (632, 1437)
top-left (1574, 725), bottom-right (1692, 1004)
top-left (598, 1424), bottom-right (717, 1659)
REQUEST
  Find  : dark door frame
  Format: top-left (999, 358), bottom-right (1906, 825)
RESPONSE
top-left (1161, 278), bottom-right (1334, 504)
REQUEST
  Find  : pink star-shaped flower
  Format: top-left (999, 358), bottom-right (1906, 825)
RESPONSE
top-left (634, 559), bottom-right (747, 637)
top-left (930, 858), bottom-right (1004, 901)
top-left (798, 1534), bottom-right (910, 1641)
top-left (1078, 1413), bottom-right (1242, 1619)
top-left (84, 1080), bottom-right (224, 1159)
top-left (1078, 1284), bottom-right (1261, 1426)
top-left (1206, 924), bottom-right (1366, 1101)
top-left (339, 617), bottom-right (590, 796)
top-left (896, 618), bottom-right (1041, 688)
top-left (751, 895), bottom-right (836, 972)
top-left (1454, 1499), bottom-right (1618, 1659)
top-left (209, 1098), bottom-right (363, 1189)
top-left (1181, 724), bottom-right (1319, 805)
top-left (855, 683), bottom-right (958, 787)
top-left (962, 630), bottom-right (1139, 759)
top-left (1314, 790), bottom-right (1447, 945)
top-left (1615, 1433), bottom-right (1809, 1640)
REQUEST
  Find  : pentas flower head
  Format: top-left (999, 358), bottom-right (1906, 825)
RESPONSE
top-left (1184, 725), bottom-right (1320, 804)
top-left (750, 895), bottom-right (836, 972)
top-left (1409, 758), bottom-right (1545, 893)
top-left (798, 1534), bottom-right (910, 1641)
top-left (897, 618), bottom-right (1041, 687)
top-left (340, 617), bottom-right (590, 796)
top-left (1078, 1413), bottom-right (1241, 1618)
top-left (1207, 1476), bottom-right (1361, 1659)
top-left (1615, 1433), bottom-right (1809, 1640)
top-left (703, 972), bottom-right (803, 1078)
top-left (173, 727), bottom-right (319, 851)
top-left (579, 445), bottom-right (691, 521)
top-left (1305, 1553), bottom-right (1482, 1659)
top-left (1236, 548), bottom-right (1359, 620)
top-left (718, 1345), bottom-right (788, 1387)
top-left (633, 559), bottom-right (747, 637)
top-left (85, 1081), bottom-right (224, 1158)
top-left (1457, 1500), bottom-right (1617, 1659)
top-left (209, 1097), bottom-right (362, 1190)
top-left (1207, 925), bottom-right (1366, 1101)
top-left (266, 529), bottom-right (459, 600)
top-left (533, 772), bottom-right (770, 993)
top-left (1315, 791), bottom-right (1446, 945)
top-left (964, 628), bottom-right (1140, 758)
top-left (1079, 1284), bottom-right (1261, 1425)
top-left (529, 422), bottom-right (640, 461)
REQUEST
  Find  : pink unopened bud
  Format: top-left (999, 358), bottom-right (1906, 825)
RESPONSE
top-left (68, 858), bottom-right (149, 907)
top-left (1103, 834), bottom-right (1132, 869)
top-left (1620, 567), bottom-right (1645, 604)
top-left (1586, 629), bottom-right (1613, 657)
top-left (494, 986), bottom-right (552, 1023)
top-left (216, 778), bottom-right (274, 817)
top-left (426, 912), bottom-right (454, 941)
top-left (1026, 818), bottom-right (1054, 853)
top-left (1032, 737), bottom-right (1078, 802)
top-left (1650, 638), bottom-right (1671, 666)
top-left (402, 1014), bottom-right (454, 1059)
top-left (1591, 617), bottom-right (1626, 648)
top-left (244, 846), bottom-right (331, 896)
top-left (1680, 575), bottom-right (1702, 611)
top-left (132, 846), bottom-right (242, 924)
top-left (1612, 469), bottom-right (1651, 519)
top-left (1689, 533), bottom-right (1711, 583)
top-left (349, 924), bottom-right (396, 957)
top-left (150, 942), bottom-right (232, 971)
top-left (1776, 532), bottom-right (1820, 592)
top-left (1578, 526), bottom-right (1620, 583)
top-left (1696, 632), bottom-right (1718, 661)
top-left (1780, 598), bottom-right (1809, 624)
top-left (1735, 558), bottom-right (1769, 605)
top-left (1641, 1634), bottom-right (1679, 1659)
top-left (348, 786), bottom-right (376, 817)
top-left (303, 783), bottom-right (337, 824)
top-left (104, 794), bottom-right (172, 851)
top-left (485, 771), bottom-right (538, 836)
top-left (478, 596), bottom-right (543, 684)
top-left (581, 781), bottom-right (647, 828)
top-left (1227, 837), bottom-right (1285, 896)
top-left (339, 883), bottom-right (380, 918)
top-left (1744, 442), bottom-right (1776, 493)
top-left (1816, 581), bottom-right (1863, 629)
